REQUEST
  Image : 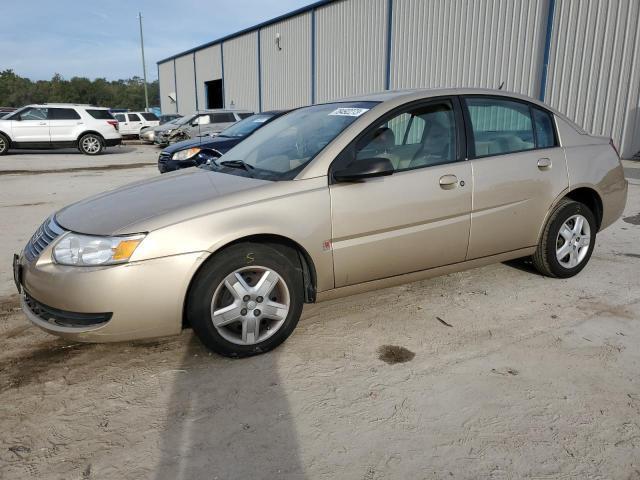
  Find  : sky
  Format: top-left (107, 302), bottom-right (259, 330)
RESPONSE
top-left (1, 0), bottom-right (316, 81)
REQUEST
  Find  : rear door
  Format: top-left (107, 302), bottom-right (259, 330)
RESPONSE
top-left (10, 107), bottom-right (50, 144)
top-left (329, 97), bottom-right (472, 286)
top-left (204, 112), bottom-right (236, 136)
top-left (462, 95), bottom-right (568, 259)
top-left (48, 107), bottom-right (81, 143)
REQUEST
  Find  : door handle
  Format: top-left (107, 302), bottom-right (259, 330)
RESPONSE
top-left (537, 158), bottom-right (552, 170)
top-left (38, 122), bottom-right (47, 126)
top-left (439, 174), bottom-right (459, 190)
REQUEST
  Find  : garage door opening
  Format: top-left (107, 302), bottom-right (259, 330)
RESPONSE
top-left (205, 79), bottom-right (224, 109)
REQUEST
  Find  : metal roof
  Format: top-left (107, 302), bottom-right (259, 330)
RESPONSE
top-left (157, 0), bottom-right (335, 65)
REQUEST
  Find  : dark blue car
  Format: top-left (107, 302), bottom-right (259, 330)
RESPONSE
top-left (158, 110), bottom-right (288, 173)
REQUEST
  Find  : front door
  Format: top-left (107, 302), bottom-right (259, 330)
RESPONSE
top-left (48, 107), bottom-right (82, 143)
top-left (11, 107), bottom-right (50, 144)
top-left (329, 98), bottom-right (472, 287)
top-left (126, 113), bottom-right (143, 135)
top-left (462, 96), bottom-right (569, 259)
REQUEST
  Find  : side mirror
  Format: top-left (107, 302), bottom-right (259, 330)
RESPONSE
top-left (198, 149), bottom-right (221, 165)
top-left (333, 157), bottom-right (394, 183)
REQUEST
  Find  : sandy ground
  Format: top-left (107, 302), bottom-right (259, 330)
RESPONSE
top-left (1, 146), bottom-right (639, 479)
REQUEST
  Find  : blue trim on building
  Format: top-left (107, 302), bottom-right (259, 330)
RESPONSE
top-left (173, 58), bottom-right (179, 112)
top-left (193, 52), bottom-right (198, 110)
top-left (539, 0), bottom-right (556, 101)
top-left (220, 43), bottom-right (226, 108)
top-left (257, 30), bottom-right (263, 112)
top-left (311, 8), bottom-right (316, 104)
top-left (157, 0), bottom-right (335, 64)
top-left (385, 0), bottom-right (394, 90)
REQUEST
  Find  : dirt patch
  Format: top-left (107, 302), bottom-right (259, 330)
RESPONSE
top-left (0, 294), bottom-right (20, 318)
top-left (0, 162), bottom-right (154, 176)
top-left (623, 213), bottom-right (640, 225)
top-left (0, 341), bottom-right (95, 393)
top-left (377, 345), bottom-right (415, 364)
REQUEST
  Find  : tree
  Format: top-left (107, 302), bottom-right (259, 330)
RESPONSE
top-left (0, 70), bottom-right (160, 110)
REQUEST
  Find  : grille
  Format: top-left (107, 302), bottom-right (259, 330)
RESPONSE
top-left (24, 291), bottom-right (112, 328)
top-left (24, 216), bottom-right (65, 262)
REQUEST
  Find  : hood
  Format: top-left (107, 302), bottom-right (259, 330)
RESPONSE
top-left (153, 122), bottom-right (183, 133)
top-left (55, 168), bottom-right (270, 235)
top-left (162, 135), bottom-right (240, 155)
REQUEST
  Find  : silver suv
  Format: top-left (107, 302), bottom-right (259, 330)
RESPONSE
top-left (154, 109), bottom-right (253, 146)
top-left (0, 104), bottom-right (122, 155)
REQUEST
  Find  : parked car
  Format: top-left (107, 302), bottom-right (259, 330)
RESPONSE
top-left (0, 104), bottom-right (120, 155)
top-left (158, 111), bottom-right (289, 173)
top-left (139, 117), bottom-right (182, 144)
top-left (0, 107), bottom-right (16, 118)
top-left (113, 111), bottom-right (159, 137)
top-left (14, 89), bottom-right (627, 358)
top-left (154, 109), bottom-right (253, 146)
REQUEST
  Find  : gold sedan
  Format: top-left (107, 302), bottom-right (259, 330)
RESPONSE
top-left (14, 89), bottom-right (628, 357)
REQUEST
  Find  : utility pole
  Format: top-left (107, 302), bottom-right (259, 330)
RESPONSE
top-left (138, 12), bottom-right (149, 111)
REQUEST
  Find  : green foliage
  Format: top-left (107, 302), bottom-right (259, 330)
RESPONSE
top-left (0, 70), bottom-right (159, 110)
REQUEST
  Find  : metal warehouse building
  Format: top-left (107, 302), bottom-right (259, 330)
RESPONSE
top-left (157, 0), bottom-right (640, 158)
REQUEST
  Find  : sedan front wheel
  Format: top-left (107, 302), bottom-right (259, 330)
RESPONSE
top-left (187, 242), bottom-right (304, 357)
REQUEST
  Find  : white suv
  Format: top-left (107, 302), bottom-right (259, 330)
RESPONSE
top-left (113, 111), bottom-right (160, 136)
top-left (0, 104), bottom-right (122, 155)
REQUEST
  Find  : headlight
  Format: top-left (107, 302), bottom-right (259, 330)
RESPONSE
top-left (53, 233), bottom-right (145, 266)
top-left (172, 147), bottom-right (201, 161)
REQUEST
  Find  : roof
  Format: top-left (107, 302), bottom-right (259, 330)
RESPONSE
top-left (157, 0), bottom-right (336, 64)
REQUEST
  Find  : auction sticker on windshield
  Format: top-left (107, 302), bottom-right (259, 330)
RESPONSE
top-left (329, 108), bottom-right (369, 117)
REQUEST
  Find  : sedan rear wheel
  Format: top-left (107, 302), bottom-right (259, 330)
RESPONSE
top-left (533, 198), bottom-right (596, 278)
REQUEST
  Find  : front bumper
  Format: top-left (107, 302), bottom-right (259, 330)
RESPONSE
top-left (17, 250), bottom-right (207, 342)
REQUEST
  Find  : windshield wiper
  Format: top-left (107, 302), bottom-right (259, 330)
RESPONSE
top-left (219, 159), bottom-right (254, 172)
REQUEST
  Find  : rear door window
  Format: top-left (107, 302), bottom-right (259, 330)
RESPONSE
top-left (127, 113), bottom-right (141, 122)
top-left (464, 97), bottom-right (535, 157)
top-left (49, 108), bottom-right (81, 120)
top-left (532, 107), bottom-right (557, 148)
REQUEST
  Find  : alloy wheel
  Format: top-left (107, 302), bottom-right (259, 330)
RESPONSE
top-left (82, 136), bottom-right (101, 154)
top-left (555, 214), bottom-right (591, 268)
top-left (210, 266), bottom-right (290, 346)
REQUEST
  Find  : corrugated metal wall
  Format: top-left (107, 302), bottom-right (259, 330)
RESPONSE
top-left (545, 0), bottom-right (640, 158)
top-left (391, 0), bottom-right (548, 97)
top-left (158, 61), bottom-right (177, 114)
top-left (260, 12), bottom-right (312, 110)
top-left (223, 32), bottom-right (260, 112)
top-left (195, 44), bottom-right (223, 110)
top-left (174, 54), bottom-right (197, 115)
top-left (314, 0), bottom-right (387, 102)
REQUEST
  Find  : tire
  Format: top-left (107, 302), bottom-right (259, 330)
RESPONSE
top-left (532, 198), bottom-right (597, 278)
top-left (0, 133), bottom-right (10, 155)
top-left (187, 242), bottom-right (304, 357)
top-left (78, 133), bottom-right (104, 155)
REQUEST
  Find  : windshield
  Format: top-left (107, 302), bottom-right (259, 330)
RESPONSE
top-left (176, 115), bottom-right (196, 126)
top-left (218, 113), bottom-right (276, 138)
top-left (205, 101), bottom-right (376, 180)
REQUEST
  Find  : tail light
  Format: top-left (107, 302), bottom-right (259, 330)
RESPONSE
top-left (609, 138), bottom-right (620, 158)
top-left (107, 120), bottom-right (119, 131)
